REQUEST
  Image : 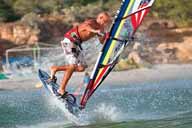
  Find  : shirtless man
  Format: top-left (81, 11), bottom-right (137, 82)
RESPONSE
top-left (49, 12), bottom-right (111, 98)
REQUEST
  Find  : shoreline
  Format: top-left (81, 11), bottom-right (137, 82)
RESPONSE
top-left (0, 64), bottom-right (192, 90)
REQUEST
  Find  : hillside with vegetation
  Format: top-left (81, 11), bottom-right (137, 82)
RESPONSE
top-left (0, 0), bottom-right (192, 71)
top-left (0, 0), bottom-right (191, 26)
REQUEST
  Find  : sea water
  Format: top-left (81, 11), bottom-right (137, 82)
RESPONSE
top-left (0, 78), bottom-right (192, 128)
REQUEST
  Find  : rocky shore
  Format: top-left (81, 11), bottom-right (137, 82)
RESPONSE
top-left (0, 3), bottom-right (192, 71)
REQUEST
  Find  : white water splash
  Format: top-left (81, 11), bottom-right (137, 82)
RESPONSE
top-left (46, 95), bottom-right (82, 125)
top-left (3, 37), bottom-right (101, 77)
top-left (43, 94), bottom-right (93, 127)
top-left (92, 103), bottom-right (122, 122)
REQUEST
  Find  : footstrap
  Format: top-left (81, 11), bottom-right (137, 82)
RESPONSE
top-left (60, 91), bottom-right (68, 99)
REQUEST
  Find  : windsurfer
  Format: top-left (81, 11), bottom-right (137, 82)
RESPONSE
top-left (49, 12), bottom-right (111, 98)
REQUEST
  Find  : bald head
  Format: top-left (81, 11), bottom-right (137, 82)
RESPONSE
top-left (96, 12), bottom-right (111, 26)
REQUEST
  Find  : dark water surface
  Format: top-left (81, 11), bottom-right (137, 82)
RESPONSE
top-left (0, 79), bottom-right (192, 128)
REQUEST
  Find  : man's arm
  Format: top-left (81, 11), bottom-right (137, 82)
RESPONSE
top-left (84, 23), bottom-right (108, 44)
top-left (85, 25), bottom-right (101, 34)
top-left (98, 32), bottom-right (110, 44)
top-left (86, 25), bottom-right (106, 44)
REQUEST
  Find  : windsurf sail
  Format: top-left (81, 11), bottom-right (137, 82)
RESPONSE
top-left (80, 0), bottom-right (155, 107)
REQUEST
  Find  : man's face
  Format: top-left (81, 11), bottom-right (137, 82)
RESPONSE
top-left (97, 14), bottom-right (111, 27)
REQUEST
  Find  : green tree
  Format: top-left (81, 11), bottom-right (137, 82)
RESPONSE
top-left (153, 0), bottom-right (192, 26)
top-left (0, 0), bottom-right (19, 22)
top-left (12, 0), bottom-right (36, 15)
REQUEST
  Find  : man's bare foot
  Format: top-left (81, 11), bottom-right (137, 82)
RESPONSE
top-left (57, 90), bottom-right (68, 99)
top-left (47, 66), bottom-right (58, 83)
top-left (57, 89), bottom-right (67, 95)
top-left (47, 75), bottom-right (57, 83)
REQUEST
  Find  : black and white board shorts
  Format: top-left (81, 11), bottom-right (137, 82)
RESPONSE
top-left (61, 38), bottom-right (86, 66)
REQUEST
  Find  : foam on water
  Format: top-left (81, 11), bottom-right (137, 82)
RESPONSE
top-left (92, 103), bottom-right (122, 122)
top-left (48, 96), bottom-right (81, 124)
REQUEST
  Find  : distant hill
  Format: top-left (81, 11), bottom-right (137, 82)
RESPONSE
top-left (0, 0), bottom-right (191, 27)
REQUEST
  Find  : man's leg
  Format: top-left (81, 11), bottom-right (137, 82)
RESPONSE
top-left (50, 64), bottom-right (85, 78)
top-left (58, 64), bottom-right (86, 95)
top-left (50, 65), bottom-right (67, 79)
